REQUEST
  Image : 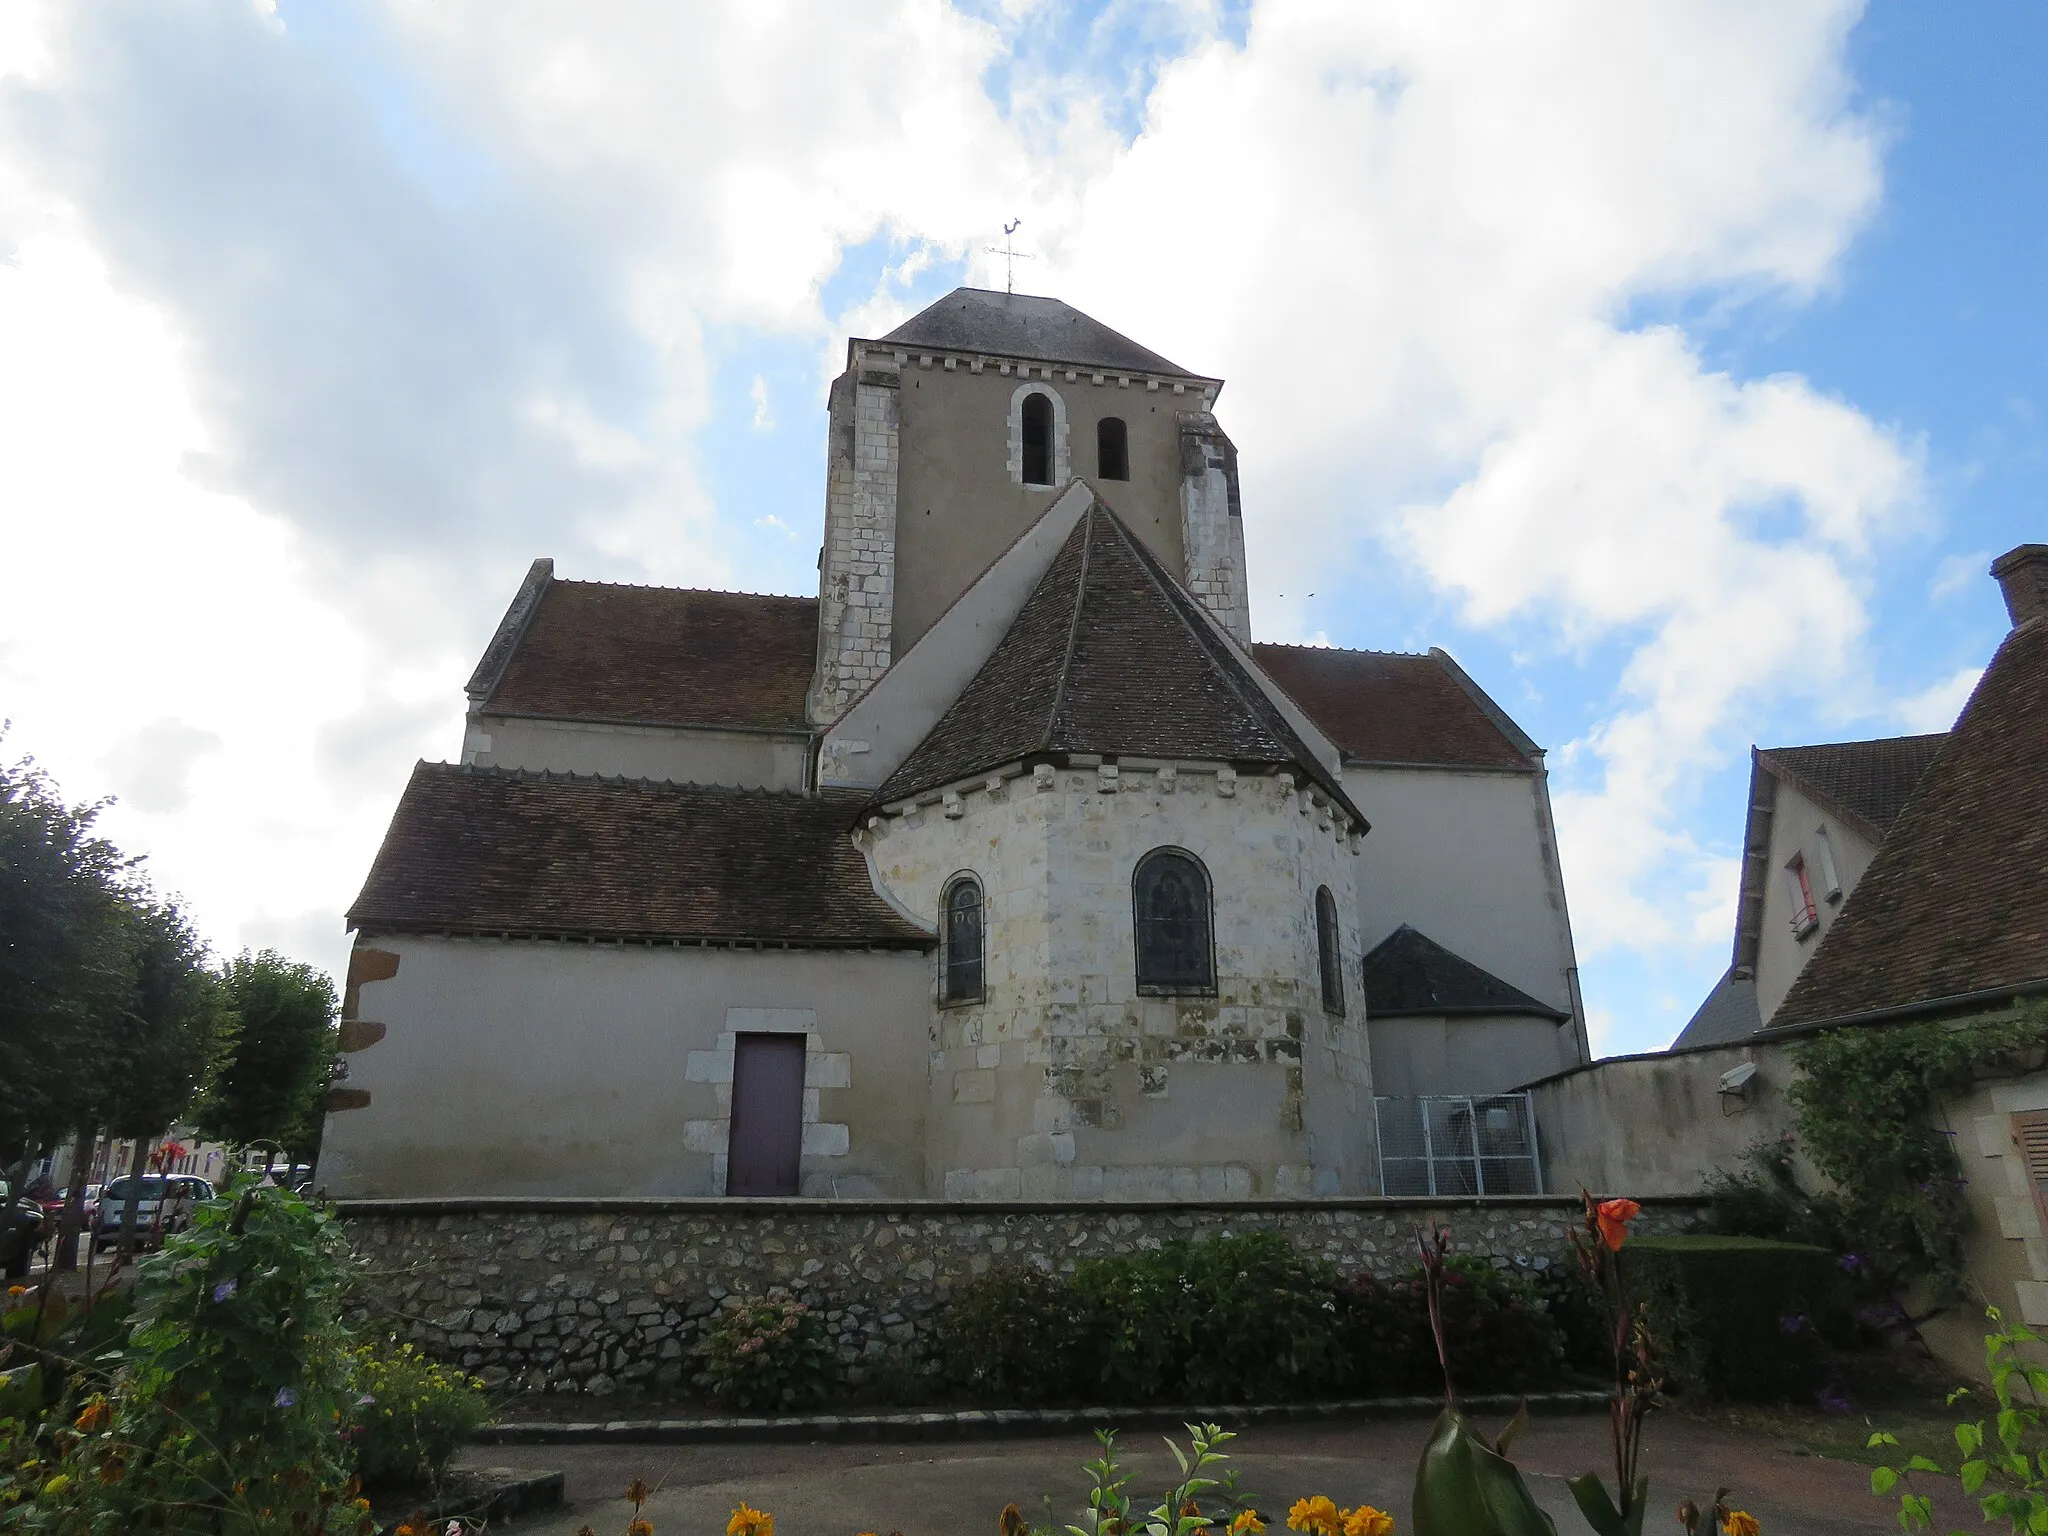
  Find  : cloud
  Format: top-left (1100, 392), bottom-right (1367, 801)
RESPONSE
top-left (1893, 665), bottom-right (1981, 734)
top-left (100, 719), bottom-right (223, 816)
top-left (1930, 549), bottom-right (1990, 601)
top-left (0, 0), bottom-right (1928, 1053)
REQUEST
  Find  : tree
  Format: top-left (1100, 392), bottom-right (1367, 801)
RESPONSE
top-left (0, 745), bottom-right (137, 1172)
top-left (198, 952), bottom-right (338, 1170)
top-left (100, 898), bottom-right (232, 1258)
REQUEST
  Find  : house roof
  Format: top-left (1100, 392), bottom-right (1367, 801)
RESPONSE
top-left (348, 763), bottom-right (929, 947)
top-left (1771, 617), bottom-right (2048, 1028)
top-left (1755, 733), bottom-right (1949, 842)
top-left (1252, 644), bottom-right (1539, 771)
top-left (1670, 967), bottom-right (1765, 1050)
top-left (1361, 925), bottom-right (1568, 1020)
top-left (478, 580), bottom-right (817, 733)
top-left (872, 500), bottom-right (1361, 822)
top-left (879, 288), bottom-right (1199, 378)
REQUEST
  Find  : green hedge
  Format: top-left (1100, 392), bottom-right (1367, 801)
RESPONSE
top-left (1622, 1234), bottom-right (1836, 1400)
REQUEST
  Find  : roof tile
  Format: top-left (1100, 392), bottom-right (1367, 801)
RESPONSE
top-left (1362, 925), bottom-right (1567, 1019)
top-left (1757, 733), bottom-right (1948, 841)
top-left (1252, 645), bottom-right (1535, 770)
top-left (880, 288), bottom-right (1196, 377)
top-left (348, 764), bottom-right (927, 947)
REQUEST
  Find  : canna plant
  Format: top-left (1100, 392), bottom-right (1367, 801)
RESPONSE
top-left (1562, 1194), bottom-right (1656, 1536)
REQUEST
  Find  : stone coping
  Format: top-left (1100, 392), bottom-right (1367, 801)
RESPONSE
top-left (337, 1194), bottom-right (1702, 1218)
top-left (477, 1391), bottom-right (1608, 1445)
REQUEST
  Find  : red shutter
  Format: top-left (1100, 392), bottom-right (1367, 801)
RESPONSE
top-left (2013, 1111), bottom-right (2048, 1233)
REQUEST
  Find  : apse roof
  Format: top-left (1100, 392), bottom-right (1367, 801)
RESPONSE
top-left (873, 500), bottom-right (1360, 821)
top-left (1253, 645), bottom-right (1539, 771)
top-left (348, 764), bottom-right (929, 947)
top-left (879, 288), bottom-right (1198, 377)
top-left (1361, 925), bottom-right (1569, 1020)
top-left (1771, 617), bottom-right (2048, 1029)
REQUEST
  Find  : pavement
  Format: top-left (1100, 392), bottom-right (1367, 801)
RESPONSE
top-left (458, 1409), bottom-right (1929, 1535)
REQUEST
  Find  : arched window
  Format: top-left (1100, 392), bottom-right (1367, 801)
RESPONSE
top-left (1096, 416), bottom-right (1129, 481)
top-left (1020, 392), bottom-right (1054, 486)
top-left (1315, 886), bottom-right (1344, 1015)
top-left (941, 874), bottom-right (984, 1004)
top-left (1133, 849), bottom-right (1214, 994)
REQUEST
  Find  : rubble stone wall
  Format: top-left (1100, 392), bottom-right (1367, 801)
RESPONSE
top-left (340, 1195), bottom-right (1705, 1398)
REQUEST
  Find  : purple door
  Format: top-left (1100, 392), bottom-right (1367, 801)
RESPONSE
top-left (726, 1034), bottom-right (805, 1196)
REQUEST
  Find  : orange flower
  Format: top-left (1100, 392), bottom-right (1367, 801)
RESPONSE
top-left (627, 1479), bottom-right (651, 1506)
top-left (1001, 1503), bottom-right (1029, 1536)
top-left (1230, 1513), bottom-right (1265, 1536)
top-left (1339, 1508), bottom-right (1393, 1536)
top-left (1721, 1513), bottom-right (1759, 1536)
top-left (1595, 1198), bottom-right (1641, 1251)
top-left (629, 1521), bottom-right (655, 1536)
top-left (1287, 1497), bottom-right (1340, 1536)
top-left (727, 1502), bottom-right (773, 1536)
top-left (72, 1397), bottom-right (110, 1434)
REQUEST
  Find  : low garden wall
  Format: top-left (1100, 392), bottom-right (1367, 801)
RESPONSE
top-left (338, 1195), bottom-right (1706, 1399)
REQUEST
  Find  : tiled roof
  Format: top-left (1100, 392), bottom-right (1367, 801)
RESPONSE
top-left (348, 764), bottom-right (929, 947)
top-left (1361, 925), bottom-right (1568, 1020)
top-left (873, 501), bottom-right (1361, 821)
top-left (480, 581), bottom-right (817, 732)
top-left (1671, 967), bottom-right (1765, 1049)
top-left (1756, 733), bottom-right (1949, 841)
top-left (1772, 618), bottom-right (2048, 1027)
top-left (1251, 645), bottom-right (1537, 771)
top-left (880, 288), bottom-right (1197, 377)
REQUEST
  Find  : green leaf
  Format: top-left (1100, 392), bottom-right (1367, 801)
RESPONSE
top-left (1871, 1431), bottom-right (1902, 1448)
top-left (1957, 1422), bottom-right (1984, 1456)
top-left (1872, 1466), bottom-right (1899, 1496)
top-left (1564, 1472), bottom-right (1647, 1536)
top-left (1903, 1456), bottom-right (1943, 1474)
top-left (1411, 1407), bottom-right (1559, 1536)
top-left (2003, 1409), bottom-right (2026, 1453)
top-left (1963, 1459), bottom-right (1989, 1494)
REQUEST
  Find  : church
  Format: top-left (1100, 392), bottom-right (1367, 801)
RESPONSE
top-left (321, 289), bottom-right (1589, 1200)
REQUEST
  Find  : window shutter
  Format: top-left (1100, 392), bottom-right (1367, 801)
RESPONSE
top-left (2012, 1110), bottom-right (2048, 1233)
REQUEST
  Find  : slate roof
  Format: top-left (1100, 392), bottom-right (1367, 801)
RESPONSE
top-left (1361, 925), bottom-right (1568, 1020)
top-left (1756, 733), bottom-right (1949, 842)
top-left (873, 501), bottom-right (1361, 822)
top-left (1252, 645), bottom-right (1538, 771)
top-left (348, 763), bottom-right (929, 947)
top-left (880, 288), bottom-right (1198, 377)
top-left (1772, 617), bottom-right (2048, 1028)
top-left (480, 581), bottom-right (817, 732)
top-left (1670, 967), bottom-right (1765, 1050)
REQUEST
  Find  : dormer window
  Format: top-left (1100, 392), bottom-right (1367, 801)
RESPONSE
top-left (1096, 417), bottom-right (1129, 481)
top-left (1021, 393), bottom-right (1054, 485)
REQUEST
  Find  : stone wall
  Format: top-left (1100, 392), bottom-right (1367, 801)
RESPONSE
top-left (340, 1195), bottom-right (1705, 1398)
top-left (809, 364), bottom-right (901, 723)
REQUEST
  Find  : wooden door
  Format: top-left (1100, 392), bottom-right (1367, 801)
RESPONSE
top-left (727, 1034), bottom-right (806, 1196)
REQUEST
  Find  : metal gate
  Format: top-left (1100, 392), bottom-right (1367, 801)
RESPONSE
top-left (1374, 1093), bottom-right (1543, 1196)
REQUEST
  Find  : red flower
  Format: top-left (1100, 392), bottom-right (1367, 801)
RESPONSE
top-left (1595, 1198), bottom-right (1641, 1251)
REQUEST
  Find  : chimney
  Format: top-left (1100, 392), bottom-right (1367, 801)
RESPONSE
top-left (1991, 544), bottom-right (2048, 628)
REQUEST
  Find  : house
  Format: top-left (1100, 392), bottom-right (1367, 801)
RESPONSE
top-left (321, 288), bottom-right (1587, 1200)
top-left (1529, 543), bottom-right (2048, 1374)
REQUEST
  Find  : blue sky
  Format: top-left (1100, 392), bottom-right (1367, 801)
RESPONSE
top-left (0, 1), bottom-right (2037, 1055)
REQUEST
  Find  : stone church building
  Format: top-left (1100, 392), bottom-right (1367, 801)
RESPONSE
top-left (323, 289), bottom-right (1589, 1200)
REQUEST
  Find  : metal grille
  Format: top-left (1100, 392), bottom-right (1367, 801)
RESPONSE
top-left (1374, 1094), bottom-right (1542, 1196)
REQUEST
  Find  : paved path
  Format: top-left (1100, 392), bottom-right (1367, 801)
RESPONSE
top-left (460, 1411), bottom-right (1925, 1534)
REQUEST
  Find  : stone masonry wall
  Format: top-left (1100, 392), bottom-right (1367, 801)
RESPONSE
top-left (808, 363), bottom-right (901, 724)
top-left (340, 1196), bottom-right (1704, 1399)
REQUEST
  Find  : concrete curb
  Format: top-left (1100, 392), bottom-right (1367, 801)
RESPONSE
top-left (478, 1390), bottom-right (1609, 1445)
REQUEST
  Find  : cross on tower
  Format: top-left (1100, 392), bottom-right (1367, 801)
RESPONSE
top-left (984, 218), bottom-right (1036, 295)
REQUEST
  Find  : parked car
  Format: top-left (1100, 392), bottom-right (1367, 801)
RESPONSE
top-left (0, 1180), bottom-right (51, 1279)
top-left (91, 1174), bottom-right (214, 1252)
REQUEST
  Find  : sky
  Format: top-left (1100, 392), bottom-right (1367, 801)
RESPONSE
top-left (0, 1), bottom-right (2038, 1057)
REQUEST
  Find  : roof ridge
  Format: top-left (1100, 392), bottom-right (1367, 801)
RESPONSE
top-left (1250, 641), bottom-right (1434, 660)
top-left (551, 578), bottom-right (816, 602)
top-left (1043, 504), bottom-right (1098, 748)
top-left (1758, 730), bottom-right (1949, 756)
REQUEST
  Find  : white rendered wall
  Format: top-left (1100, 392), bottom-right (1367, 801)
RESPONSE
top-left (862, 761), bottom-right (1374, 1197)
top-left (1346, 764), bottom-right (1586, 1079)
top-left (320, 938), bottom-right (931, 1198)
top-left (464, 714), bottom-right (809, 791)
top-left (1753, 778), bottom-right (1883, 1024)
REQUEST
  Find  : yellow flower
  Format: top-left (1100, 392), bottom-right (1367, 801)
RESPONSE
top-left (1340, 1508), bottom-right (1393, 1536)
top-left (72, 1397), bottom-right (110, 1434)
top-left (629, 1521), bottom-right (655, 1536)
top-left (1231, 1512), bottom-right (1265, 1535)
top-left (1287, 1497), bottom-right (1340, 1536)
top-left (1721, 1514), bottom-right (1760, 1536)
top-left (728, 1501), bottom-right (774, 1536)
top-left (39, 1475), bottom-right (70, 1499)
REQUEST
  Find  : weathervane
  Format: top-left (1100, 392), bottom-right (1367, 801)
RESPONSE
top-left (984, 218), bottom-right (1036, 294)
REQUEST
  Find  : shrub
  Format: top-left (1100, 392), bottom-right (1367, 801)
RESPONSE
top-left (1340, 1256), bottom-right (1562, 1394)
top-left (1624, 1234), bottom-right (1836, 1400)
top-left (936, 1263), bottom-right (1093, 1405)
top-left (349, 1339), bottom-right (491, 1491)
top-left (696, 1291), bottom-right (836, 1412)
